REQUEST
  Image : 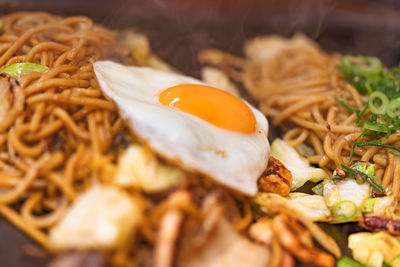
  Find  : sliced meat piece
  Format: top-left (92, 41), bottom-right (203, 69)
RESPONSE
top-left (360, 216), bottom-right (400, 235)
top-left (258, 156), bottom-right (292, 196)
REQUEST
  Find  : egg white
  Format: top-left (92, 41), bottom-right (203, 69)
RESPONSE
top-left (94, 61), bottom-right (270, 195)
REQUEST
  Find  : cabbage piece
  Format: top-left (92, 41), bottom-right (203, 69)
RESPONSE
top-left (348, 232), bottom-right (400, 267)
top-left (114, 145), bottom-right (183, 193)
top-left (362, 196), bottom-right (397, 218)
top-left (322, 178), bottom-right (369, 222)
top-left (49, 185), bottom-right (142, 251)
top-left (270, 138), bottom-right (329, 190)
top-left (201, 67), bottom-right (240, 97)
top-left (0, 62), bottom-right (48, 76)
top-left (287, 193), bottom-right (331, 222)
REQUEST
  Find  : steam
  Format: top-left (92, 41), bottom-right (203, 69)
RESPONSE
top-left (100, 0), bottom-right (400, 72)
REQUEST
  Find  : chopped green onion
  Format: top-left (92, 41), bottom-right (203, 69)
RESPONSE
top-left (312, 182), bottom-right (323, 195)
top-left (330, 200), bottom-right (357, 222)
top-left (357, 141), bottom-right (400, 154)
top-left (0, 62), bottom-right (48, 76)
top-left (334, 96), bottom-right (359, 114)
top-left (389, 151), bottom-right (400, 158)
top-left (350, 162), bottom-right (375, 177)
top-left (337, 256), bottom-right (367, 267)
top-left (362, 122), bottom-right (388, 133)
top-left (349, 130), bottom-right (367, 163)
top-left (361, 198), bottom-right (378, 213)
top-left (341, 55), bottom-right (383, 78)
top-left (341, 164), bottom-right (385, 194)
top-left (369, 91), bottom-right (389, 115)
top-left (387, 98), bottom-right (400, 118)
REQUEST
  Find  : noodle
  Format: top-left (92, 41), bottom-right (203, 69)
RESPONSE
top-left (200, 36), bottom-right (400, 196)
top-left (0, 12), bottom-right (343, 267)
top-left (0, 11), bottom-right (125, 251)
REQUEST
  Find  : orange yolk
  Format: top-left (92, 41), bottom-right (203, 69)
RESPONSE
top-left (159, 84), bottom-right (256, 134)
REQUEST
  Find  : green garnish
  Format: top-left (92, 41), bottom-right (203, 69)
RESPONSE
top-left (356, 141), bottom-right (400, 154)
top-left (361, 198), bottom-right (378, 213)
top-left (350, 162), bottom-right (375, 177)
top-left (369, 91), bottom-right (389, 115)
top-left (312, 182), bottom-right (324, 195)
top-left (337, 256), bottom-right (367, 267)
top-left (338, 55), bottom-right (400, 162)
top-left (340, 163), bottom-right (385, 194)
top-left (387, 98), bottom-right (400, 118)
top-left (335, 96), bottom-right (359, 114)
top-left (0, 62), bottom-right (48, 76)
top-left (330, 200), bottom-right (357, 223)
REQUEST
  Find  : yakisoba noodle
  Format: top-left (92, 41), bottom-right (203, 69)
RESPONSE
top-left (199, 35), bottom-right (400, 197)
top-left (0, 12), bottom-right (121, 248)
top-left (0, 12), bottom-right (259, 264)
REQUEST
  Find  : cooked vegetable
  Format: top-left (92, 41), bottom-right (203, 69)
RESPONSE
top-left (348, 232), bottom-right (400, 267)
top-left (369, 91), bottom-right (389, 115)
top-left (49, 185), bottom-right (142, 251)
top-left (350, 162), bottom-right (376, 178)
top-left (339, 55), bottom-right (383, 89)
top-left (321, 177), bottom-right (369, 222)
top-left (330, 200), bottom-right (357, 223)
top-left (287, 193), bottom-right (331, 222)
top-left (0, 62), bottom-right (48, 76)
top-left (270, 138), bottom-right (329, 190)
top-left (387, 98), bottom-right (400, 118)
top-left (322, 180), bottom-right (341, 207)
top-left (362, 198), bottom-right (379, 213)
top-left (114, 145), bottom-right (183, 192)
top-left (341, 164), bottom-right (385, 194)
top-left (201, 67), bottom-right (240, 96)
top-left (338, 55), bottom-right (400, 159)
top-left (337, 256), bottom-right (367, 267)
top-left (361, 196), bottom-right (394, 217)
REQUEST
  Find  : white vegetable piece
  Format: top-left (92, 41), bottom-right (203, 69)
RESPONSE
top-left (322, 178), bottom-right (369, 221)
top-left (115, 145), bottom-right (183, 192)
top-left (335, 178), bottom-right (369, 208)
top-left (287, 193), bottom-right (331, 222)
top-left (270, 138), bottom-right (329, 190)
top-left (201, 67), bottom-right (240, 97)
top-left (349, 232), bottom-right (400, 267)
top-left (363, 195), bottom-right (395, 217)
top-left (49, 185), bottom-right (142, 251)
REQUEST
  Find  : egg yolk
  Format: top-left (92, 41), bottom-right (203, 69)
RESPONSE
top-left (159, 84), bottom-right (256, 134)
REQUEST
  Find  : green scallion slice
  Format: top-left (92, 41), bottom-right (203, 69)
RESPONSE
top-left (341, 55), bottom-right (383, 78)
top-left (330, 200), bottom-right (357, 223)
top-left (387, 98), bottom-right (400, 118)
top-left (0, 62), bottom-right (48, 76)
top-left (337, 256), bottom-right (367, 267)
top-left (368, 91), bottom-right (389, 115)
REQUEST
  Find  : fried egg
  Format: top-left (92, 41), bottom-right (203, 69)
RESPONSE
top-left (94, 61), bottom-right (270, 195)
